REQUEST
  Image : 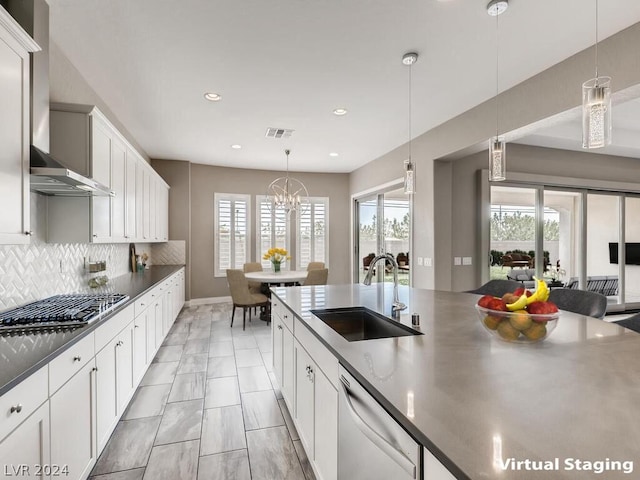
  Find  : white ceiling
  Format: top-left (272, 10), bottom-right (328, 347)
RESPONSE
top-left (48, 0), bottom-right (640, 173)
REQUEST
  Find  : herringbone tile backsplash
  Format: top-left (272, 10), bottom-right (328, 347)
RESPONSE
top-left (0, 194), bottom-right (150, 311)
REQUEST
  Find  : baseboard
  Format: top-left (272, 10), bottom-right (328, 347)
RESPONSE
top-left (186, 296), bottom-right (231, 307)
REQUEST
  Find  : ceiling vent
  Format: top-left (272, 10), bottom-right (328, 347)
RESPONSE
top-left (265, 127), bottom-right (294, 139)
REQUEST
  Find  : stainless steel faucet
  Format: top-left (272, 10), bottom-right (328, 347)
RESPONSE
top-left (363, 253), bottom-right (407, 316)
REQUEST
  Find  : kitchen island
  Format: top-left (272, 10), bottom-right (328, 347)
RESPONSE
top-left (272, 283), bottom-right (640, 479)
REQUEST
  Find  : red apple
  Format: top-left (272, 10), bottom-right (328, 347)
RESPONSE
top-left (488, 298), bottom-right (508, 311)
top-left (528, 301), bottom-right (559, 317)
top-left (514, 287), bottom-right (532, 297)
top-left (478, 295), bottom-right (495, 308)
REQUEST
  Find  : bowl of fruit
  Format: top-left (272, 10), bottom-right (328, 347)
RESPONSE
top-left (475, 278), bottom-right (560, 343)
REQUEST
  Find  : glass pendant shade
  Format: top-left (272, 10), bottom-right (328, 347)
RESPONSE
top-left (404, 160), bottom-right (415, 194)
top-left (582, 76), bottom-right (612, 149)
top-left (489, 137), bottom-right (506, 181)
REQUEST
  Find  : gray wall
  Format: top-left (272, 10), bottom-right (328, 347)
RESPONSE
top-left (349, 21), bottom-right (640, 291)
top-left (152, 160), bottom-right (350, 300)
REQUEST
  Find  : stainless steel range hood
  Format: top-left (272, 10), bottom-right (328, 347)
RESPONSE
top-left (5, 0), bottom-right (112, 197)
top-left (30, 146), bottom-right (114, 197)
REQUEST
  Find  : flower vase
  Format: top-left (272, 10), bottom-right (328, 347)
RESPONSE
top-left (272, 261), bottom-right (281, 273)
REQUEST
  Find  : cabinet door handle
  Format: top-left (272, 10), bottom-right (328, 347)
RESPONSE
top-left (116, 341), bottom-right (124, 347)
top-left (10, 404), bottom-right (22, 413)
top-left (140, 303), bottom-right (145, 307)
top-left (73, 356), bottom-right (82, 362)
top-left (93, 234), bottom-right (98, 238)
top-left (134, 324), bottom-right (139, 328)
top-left (24, 231), bottom-right (33, 236)
top-left (92, 367), bottom-right (98, 372)
top-left (277, 324), bottom-right (283, 330)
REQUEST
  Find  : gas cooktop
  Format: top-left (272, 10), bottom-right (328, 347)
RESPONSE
top-left (0, 293), bottom-right (129, 334)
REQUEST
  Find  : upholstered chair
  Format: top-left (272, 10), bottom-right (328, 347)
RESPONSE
top-left (226, 269), bottom-right (269, 330)
top-left (466, 279), bottom-right (522, 297)
top-left (243, 262), bottom-right (263, 295)
top-left (306, 262), bottom-right (325, 271)
top-left (548, 288), bottom-right (607, 319)
top-left (303, 268), bottom-right (328, 286)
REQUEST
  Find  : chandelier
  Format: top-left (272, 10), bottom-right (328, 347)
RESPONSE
top-left (267, 149), bottom-right (309, 215)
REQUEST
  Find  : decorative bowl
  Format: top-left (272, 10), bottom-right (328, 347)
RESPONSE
top-left (475, 305), bottom-right (559, 343)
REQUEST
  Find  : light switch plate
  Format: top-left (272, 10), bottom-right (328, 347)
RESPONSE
top-left (417, 257), bottom-right (424, 266)
top-left (424, 257), bottom-right (432, 267)
top-left (454, 257), bottom-right (462, 266)
top-left (462, 257), bottom-right (472, 265)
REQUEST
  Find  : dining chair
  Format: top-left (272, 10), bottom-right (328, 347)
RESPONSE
top-left (466, 279), bottom-right (521, 297)
top-left (307, 262), bottom-right (325, 271)
top-left (303, 268), bottom-right (328, 286)
top-left (547, 288), bottom-right (607, 319)
top-left (243, 262), bottom-right (264, 294)
top-left (226, 269), bottom-right (269, 330)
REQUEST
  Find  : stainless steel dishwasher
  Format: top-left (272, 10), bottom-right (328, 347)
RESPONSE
top-left (338, 366), bottom-right (421, 480)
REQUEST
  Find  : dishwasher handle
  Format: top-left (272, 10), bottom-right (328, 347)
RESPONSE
top-left (340, 376), bottom-right (417, 479)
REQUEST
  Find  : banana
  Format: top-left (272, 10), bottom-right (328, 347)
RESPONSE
top-left (506, 293), bottom-right (528, 311)
top-left (526, 277), bottom-right (549, 304)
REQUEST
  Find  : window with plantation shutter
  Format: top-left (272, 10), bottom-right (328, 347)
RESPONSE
top-left (214, 193), bottom-right (251, 277)
top-left (297, 197), bottom-right (329, 270)
top-left (256, 196), bottom-right (290, 269)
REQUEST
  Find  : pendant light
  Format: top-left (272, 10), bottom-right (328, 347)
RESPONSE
top-left (582, 0), bottom-right (612, 149)
top-left (488, 0), bottom-right (506, 182)
top-left (267, 149), bottom-right (309, 216)
top-left (403, 52), bottom-right (418, 195)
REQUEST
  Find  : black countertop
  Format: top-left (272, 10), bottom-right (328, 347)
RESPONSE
top-left (0, 265), bottom-right (184, 396)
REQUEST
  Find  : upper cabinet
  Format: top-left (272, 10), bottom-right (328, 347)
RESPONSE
top-left (47, 103), bottom-right (169, 244)
top-left (0, 7), bottom-right (40, 244)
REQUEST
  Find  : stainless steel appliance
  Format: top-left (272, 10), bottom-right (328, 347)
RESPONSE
top-left (338, 366), bottom-right (421, 480)
top-left (0, 293), bottom-right (129, 333)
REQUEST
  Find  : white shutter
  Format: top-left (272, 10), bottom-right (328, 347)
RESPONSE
top-left (257, 196), bottom-right (289, 269)
top-left (296, 198), bottom-right (329, 270)
top-left (215, 194), bottom-right (251, 276)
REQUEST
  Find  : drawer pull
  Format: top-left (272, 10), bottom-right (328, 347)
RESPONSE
top-left (134, 324), bottom-right (140, 329)
top-left (277, 325), bottom-right (283, 330)
top-left (140, 303), bottom-right (145, 307)
top-left (92, 367), bottom-right (98, 372)
top-left (10, 404), bottom-right (22, 414)
top-left (73, 356), bottom-right (82, 362)
top-left (116, 341), bottom-right (124, 347)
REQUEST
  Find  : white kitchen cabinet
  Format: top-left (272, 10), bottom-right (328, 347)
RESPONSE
top-left (132, 313), bottom-right (148, 385)
top-left (282, 326), bottom-right (294, 407)
top-left (115, 323), bottom-right (134, 414)
top-left (295, 342), bottom-right (315, 457)
top-left (314, 368), bottom-right (338, 480)
top-left (0, 8), bottom-right (38, 245)
top-left (0, 401), bottom-right (50, 480)
top-left (154, 294), bottom-right (165, 348)
top-left (273, 318), bottom-right (284, 388)
top-left (424, 447), bottom-right (456, 480)
top-left (48, 103), bottom-right (169, 244)
top-left (49, 360), bottom-right (97, 480)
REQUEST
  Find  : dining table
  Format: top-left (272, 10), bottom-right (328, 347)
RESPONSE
top-left (244, 270), bottom-right (309, 321)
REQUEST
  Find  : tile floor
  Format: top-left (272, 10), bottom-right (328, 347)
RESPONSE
top-left (89, 303), bottom-right (315, 480)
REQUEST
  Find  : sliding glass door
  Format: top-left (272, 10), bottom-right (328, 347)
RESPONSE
top-left (354, 187), bottom-right (411, 285)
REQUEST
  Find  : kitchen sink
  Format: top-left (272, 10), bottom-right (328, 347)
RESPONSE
top-left (310, 307), bottom-right (423, 342)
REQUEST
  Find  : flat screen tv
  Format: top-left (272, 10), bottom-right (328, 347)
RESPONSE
top-left (609, 243), bottom-right (640, 265)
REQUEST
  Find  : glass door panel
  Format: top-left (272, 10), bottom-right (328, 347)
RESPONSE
top-left (543, 190), bottom-right (581, 287)
top-left (490, 186), bottom-right (536, 284)
top-left (624, 196), bottom-right (640, 305)
top-left (357, 197), bottom-right (379, 284)
top-left (586, 194), bottom-right (620, 306)
top-left (383, 190), bottom-right (410, 286)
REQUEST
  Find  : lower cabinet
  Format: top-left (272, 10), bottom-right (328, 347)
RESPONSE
top-left (294, 342), bottom-right (316, 456)
top-left (314, 368), bottom-right (338, 480)
top-left (0, 401), bottom-right (51, 479)
top-left (282, 326), bottom-right (294, 407)
top-left (50, 360), bottom-right (97, 480)
top-left (424, 448), bottom-right (457, 480)
top-left (132, 315), bottom-right (147, 385)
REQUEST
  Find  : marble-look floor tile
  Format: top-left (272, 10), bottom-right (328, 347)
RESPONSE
top-left (246, 426), bottom-right (305, 480)
top-left (233, 336), bottom-right (258, 350)
top-left (198, 450), bottom-right (251, 480)
top-left (177, 354), bottom-right (209, 374)
top-left (235, 348), bottom-right (263, 368)
top-left (143, 440), bottom-right (199, 480)
top-left (140, 361), bottom-right (179, 386)
top-left (278, 399), bottom-right (299, 441)
top-left (262, 351), bottom-right (273, 373)
top-left (268, 371), bottom-right (283, 400)
top-left (154, 345), bottom-right (184, 363)
top-left (92, 417), bottom-right (161, 475)
top-left (123, 384), bottom-right (171, 420)
top-left (162, 333), bottom-right (188, 346)
top-left (201, 406), bottom-right (246, 455)
top-left (237, 365), bottom-right (272, 393)
top-left (169, 322), bottom-right (189, 334)
top-left (184, 338), bottom-right (210, 354)
top-left (293, 439), bottom-right (316, 480)
top-left (205, 377), bottom-right (240, 408)
top-left (187, 329), bottom-right (211, 341)
top-left (241, 390), bottom-right (285, 430)
top-left (209, 329), bottom-right (233, 342)
top-left (168, 372), bottom-right (206, 403)
top-left (209, 340), bottom-right (234, 357)
top-left (207, 355), bottom-right (237, 378)
top-left (89, 468), bottom-right (145, 480)
top-left (256, 335), bottom-right (272, 353)
top-left (155, 399), bottom-right (204, 445)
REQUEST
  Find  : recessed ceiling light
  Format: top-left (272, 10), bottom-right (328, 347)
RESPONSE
top-left (204, 92), bottom-right (222, 102)
top-left (487, 0), bottom-right (508, 16)
top-left (231, 144), bottom-right (242, 149)
top-left (329, 152), bottom-right (339, 157)
top-left (333, 108), bottom-right (348, 116)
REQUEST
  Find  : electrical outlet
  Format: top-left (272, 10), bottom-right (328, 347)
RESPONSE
top-left (462, 257), bottom-right (472, 266)
top-left (424, 257), bottom-right (432, 267)
top-left (417, 257), bottom-right (424, 266)
top-left (454, 257), bottom-right (462, 266)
